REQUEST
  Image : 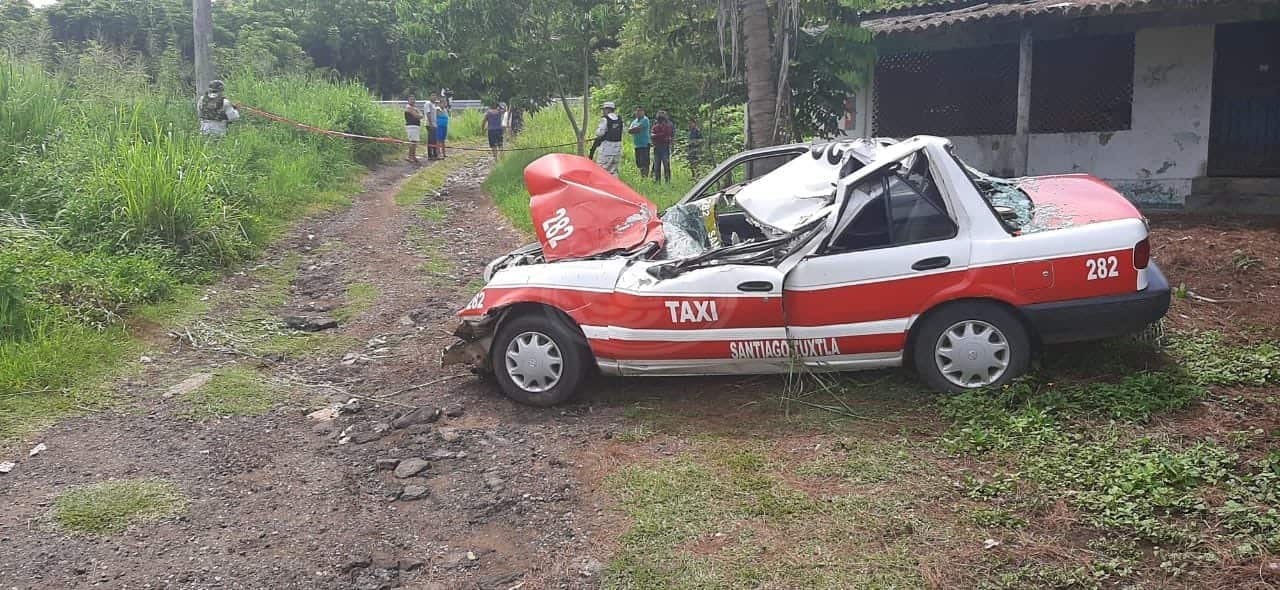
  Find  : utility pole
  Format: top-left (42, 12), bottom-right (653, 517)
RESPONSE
top-left (192, 0), bottom-right (213, 96)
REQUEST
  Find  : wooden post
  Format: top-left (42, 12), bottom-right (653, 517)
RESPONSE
top-left (1014, 27), bottom-right (1033, 176)
top-left (192, 0), bottom-right (213, 96)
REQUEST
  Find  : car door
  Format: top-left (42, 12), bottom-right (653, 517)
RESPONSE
top-left (783, 147), bottom-right (972, 368)
top-left (599, 260), bottom-right (789, 376)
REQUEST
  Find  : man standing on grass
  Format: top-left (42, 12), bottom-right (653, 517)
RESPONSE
top-left (650, 110), bottom-right (675, 183)
top-left (484, 102), bottom-right (506, 159)
top-left (424, 93), bottom-right (440, 160)
top-left (404, 95), bottom-right (424, 163)
top-left (590, 101), bottom-right (623, 176)
top-left (628, 106), bottom-right (651, 178)
top-left (197, 80), bottom-right (238, 137)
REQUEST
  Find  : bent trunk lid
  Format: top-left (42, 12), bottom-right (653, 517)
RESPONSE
top-left (525, 153), bottom-right (665, 261)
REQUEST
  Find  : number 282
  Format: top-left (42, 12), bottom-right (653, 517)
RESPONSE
top-left (1086, 256), bottom-right (1119, 280)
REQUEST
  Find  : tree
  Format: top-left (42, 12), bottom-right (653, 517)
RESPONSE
top-left (717, 0), bottom-right (875, 147)
top-left (398, 0), bottom-right (620, 154)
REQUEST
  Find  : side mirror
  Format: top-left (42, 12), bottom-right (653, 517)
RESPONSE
top-left (993, 204), bottom-right (1019, 223)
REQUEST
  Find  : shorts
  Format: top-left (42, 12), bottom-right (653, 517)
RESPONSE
top-left (488, 128), bottom-right (504, 148)
top-left (405, 125), bottom-right (421, 143)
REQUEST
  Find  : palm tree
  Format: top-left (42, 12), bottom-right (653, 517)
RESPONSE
top-left (719, 0), bottom-right (800, 149)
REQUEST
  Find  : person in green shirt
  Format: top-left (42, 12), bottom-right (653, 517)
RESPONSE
top-left (628, 107), bottom-right (652, 179)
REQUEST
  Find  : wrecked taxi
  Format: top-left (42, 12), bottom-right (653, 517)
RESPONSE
top-left (443, 135), bottom-right (1171, 406)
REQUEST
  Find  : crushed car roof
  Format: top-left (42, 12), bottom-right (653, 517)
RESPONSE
top-left (735, 137), bottom-right (926, 233)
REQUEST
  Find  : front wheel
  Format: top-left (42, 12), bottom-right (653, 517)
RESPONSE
top-left (491, 312), bottom-right (589, 406)
top-left (911, 302), bottom-right (1031, 392)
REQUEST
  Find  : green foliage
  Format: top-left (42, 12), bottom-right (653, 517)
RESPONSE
top-left (0, 54), bottom-right (396, 439)
top-left (940, 340), bottom-right (1280, 555)
top-left (940, 372), bottom-right (1204, 452)
top-left (52, 478), bottom-right (187, 534)
top-left (1166, 331), bottom-right (1279, 386)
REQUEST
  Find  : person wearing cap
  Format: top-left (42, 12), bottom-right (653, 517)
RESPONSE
top-left (590, 101), bottom-right (624, 176)
top-left (197, 80), bottom-right (239, 137)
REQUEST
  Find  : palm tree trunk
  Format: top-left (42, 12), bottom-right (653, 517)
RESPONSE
top-left (741, 0), bottom-right (776, 149)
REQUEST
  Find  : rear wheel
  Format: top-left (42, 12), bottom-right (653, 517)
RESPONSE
top-left (491, 312), bottom-right (589, 406)
top-left (912, 302), bottom-right (1031, 392)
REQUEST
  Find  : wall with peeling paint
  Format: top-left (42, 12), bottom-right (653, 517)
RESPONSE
top-left (942, 25), bottom-right (1215, 208)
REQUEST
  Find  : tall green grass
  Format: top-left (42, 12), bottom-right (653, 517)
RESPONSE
top-left (447, 108), bottom-right (485, 141)
top-left (484, 107), bottom-right (699, 234)
top-left (0, 53), bottom-right (401, 441)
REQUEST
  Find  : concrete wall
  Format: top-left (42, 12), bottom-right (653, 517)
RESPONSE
top-left (936, 25), bottom-right (1217, 208)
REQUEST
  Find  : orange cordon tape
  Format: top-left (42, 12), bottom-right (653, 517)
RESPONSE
top-left (234, 103), bottom-right (581, 152)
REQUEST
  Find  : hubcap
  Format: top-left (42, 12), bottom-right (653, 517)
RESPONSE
top-left (934, 320), bottom-right (1010, 388)
top-left (504, 331), bottom-right (564, 393)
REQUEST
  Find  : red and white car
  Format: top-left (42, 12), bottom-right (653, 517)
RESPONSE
top-left (443, 135), bottom-right (1170, 406)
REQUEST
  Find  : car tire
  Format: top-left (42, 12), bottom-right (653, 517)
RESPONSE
top-left (490, 311), bottom-right (589, 406)
top-left (911, 302), bottom-right (1031, 392)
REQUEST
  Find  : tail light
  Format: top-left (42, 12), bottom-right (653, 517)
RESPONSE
top-left (1133, 238), bottom-right (1150, 270)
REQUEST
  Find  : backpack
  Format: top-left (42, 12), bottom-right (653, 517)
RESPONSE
top-left (200, 95), bottom-right (227, 121)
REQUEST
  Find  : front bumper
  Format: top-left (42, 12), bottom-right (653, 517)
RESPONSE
top-left (1021, 263), bottom-right (1172, 344)
top-left (440, 317), bottom-right (495, 370)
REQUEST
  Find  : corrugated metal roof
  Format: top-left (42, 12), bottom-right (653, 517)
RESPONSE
top-left (858, 0), bottom-right (1242, 35)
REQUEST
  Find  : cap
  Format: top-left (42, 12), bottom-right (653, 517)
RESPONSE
top-left (602, 101), bottom-right (615, 109)
top-left (208, 80), bottom-right (225, 92)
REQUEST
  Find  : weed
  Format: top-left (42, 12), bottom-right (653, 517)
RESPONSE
top-left (966, 507), bottom-right (1028, 529)
top-left (52, 478), bottom-right (186, 534)
top-left (179, 366), bottom-right (286, 420)
top-left (613, 423), bottom-right (655, 443)
top-left (335, 282), bottom-right (379, 323)
top-left (1231, 249), bottom-right (1261, 271)
top-left (1173, 282), bottom-right (1189, 299)
top-left (962, 472), bottom-right (1019, 499)
top-left (1166, 331), bottom-right (1279, 386)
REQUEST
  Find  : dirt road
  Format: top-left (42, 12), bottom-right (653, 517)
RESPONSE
top-left (0, 157), bottom-right (641, 589)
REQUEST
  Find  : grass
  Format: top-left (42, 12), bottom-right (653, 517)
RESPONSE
top-left (604, 440), bottom-right (946, 588)
top-left (178, 366), bottom-right (287, 421)
top-left (52, 478), bottom-right (187, 535)
top-left (1, 52), bottom-right (399, 440)
top-left (597, 329), bottom-right (1280, 588)
top-left (483, 108), bottom-right (700, 234)
top-left (335, 282), bottom-right (379, 323)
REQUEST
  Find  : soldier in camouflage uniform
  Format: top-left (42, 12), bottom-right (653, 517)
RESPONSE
top-left (197, 80), bottom-right (238, 137)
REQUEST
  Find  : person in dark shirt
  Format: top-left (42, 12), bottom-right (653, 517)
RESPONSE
top-left (687, 118), bottom-right (704, 175)
top-left (650, 110), bottom-right (675, 182)
top-left (483, 103), bottom-right (505, 159)
top-left (404, 95), bottom-right (423, 163)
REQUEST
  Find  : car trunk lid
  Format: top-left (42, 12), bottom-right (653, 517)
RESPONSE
top-left (525, 153), bottom-right (666, 261)
top-left (1017, 174), bottom-right (1143, 231)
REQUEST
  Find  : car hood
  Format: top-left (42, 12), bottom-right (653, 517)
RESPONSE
top-left (733, 139), bottom-right (883, 232)
top-left (525, 154), bottom-right (666, 261)
top-left (1016, 174), bottom-right (1143, 229)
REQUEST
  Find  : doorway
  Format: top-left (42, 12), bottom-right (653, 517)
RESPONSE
top-left (1209, 21), bottom-right (1280, 177)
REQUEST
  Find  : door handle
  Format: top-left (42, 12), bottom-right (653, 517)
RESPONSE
top-left (737, 281), bottom-right (774, 292)
top-left (912, 256), bottom-right (951, 271)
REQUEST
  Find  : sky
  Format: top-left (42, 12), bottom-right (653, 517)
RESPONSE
top-left (31, 0), bottom-right (57, 7)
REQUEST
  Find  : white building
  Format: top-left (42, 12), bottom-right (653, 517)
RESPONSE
top-left (848, 0), bottom-right (1280, 211)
